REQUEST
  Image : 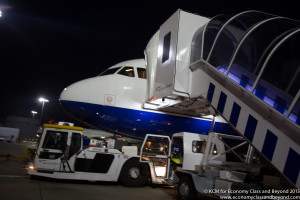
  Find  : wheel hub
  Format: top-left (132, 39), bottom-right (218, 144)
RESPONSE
top-left (129, 167), bottom-right (140, 179)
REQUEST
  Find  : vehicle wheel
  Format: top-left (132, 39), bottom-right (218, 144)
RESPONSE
top-left (177, 176), bottom-right (197, 200)
top-left (119, 159), bottom-right (148, 187)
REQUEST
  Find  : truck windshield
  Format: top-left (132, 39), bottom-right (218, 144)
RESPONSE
top-left (42, 130), bottom-right (68, 150)
top-left (142, 136), bottom-right (169, 155)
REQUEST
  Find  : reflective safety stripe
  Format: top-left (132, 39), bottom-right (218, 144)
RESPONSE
top-left (171, 158), bottom-right (183, 164)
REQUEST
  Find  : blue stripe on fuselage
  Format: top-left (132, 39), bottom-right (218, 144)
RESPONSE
top-left (60, 100), bottom-right (236, 139)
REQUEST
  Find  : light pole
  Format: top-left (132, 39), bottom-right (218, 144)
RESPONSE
top-left (31, 110), bottom-right (38, 118)
top-left (39, 97), bottom-right (49, 123)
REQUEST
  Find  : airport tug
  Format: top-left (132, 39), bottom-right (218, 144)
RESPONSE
top-left (27, 123), bottom-right (166, 186)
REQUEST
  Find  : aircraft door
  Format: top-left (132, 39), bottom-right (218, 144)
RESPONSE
top-left (140, 134), bottom-right (171, 179)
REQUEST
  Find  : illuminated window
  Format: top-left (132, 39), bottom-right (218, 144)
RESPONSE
top-left (137, 68), bottom-right (147, 79)
top-left (118, 66), bottom-right (135, 77)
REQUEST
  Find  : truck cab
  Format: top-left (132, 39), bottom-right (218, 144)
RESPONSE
top-left (170, 132), bottom-right (225, 172)
top-left (140, 132), bottom-right (259, 199)
top-left (34, 124), bottom-right (82, 172)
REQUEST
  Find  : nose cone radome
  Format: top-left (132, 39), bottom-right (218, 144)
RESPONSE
top-left (60, 79), bottom-right (90, 103)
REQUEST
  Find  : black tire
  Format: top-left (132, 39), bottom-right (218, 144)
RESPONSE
top-left (176, 176), bottom-right (197, 200)
top-left (119, 159), bottom-right (148, 187)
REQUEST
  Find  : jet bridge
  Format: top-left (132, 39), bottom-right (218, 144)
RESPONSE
top-left (144, 9), bottom-right (300, 188)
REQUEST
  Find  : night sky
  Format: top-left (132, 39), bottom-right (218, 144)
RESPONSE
top-left (0, 0), bottom-right (299, 125)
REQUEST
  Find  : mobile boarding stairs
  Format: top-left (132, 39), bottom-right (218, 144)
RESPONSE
top-left (144, 9), bottom-right (300, 188)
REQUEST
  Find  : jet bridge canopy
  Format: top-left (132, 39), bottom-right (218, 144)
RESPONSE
top-left (191, 10), bottom-right (300, 126)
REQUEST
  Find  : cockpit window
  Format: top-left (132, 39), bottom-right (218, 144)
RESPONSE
top-left (137, 68), bottom-right (147, 79)
top-left (118, 66), bottom-right (135, 77)
top-left (99, 67), bottom-right (121, 76)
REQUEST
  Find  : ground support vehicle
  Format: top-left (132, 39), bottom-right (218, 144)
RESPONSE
top-left (27, 124), bottom-right (165, 186)
top-left (140, 132), bottom-right (285, 199)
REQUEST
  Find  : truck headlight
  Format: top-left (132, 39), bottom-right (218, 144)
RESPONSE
top-left (28, 162), bottom-right (35, 170)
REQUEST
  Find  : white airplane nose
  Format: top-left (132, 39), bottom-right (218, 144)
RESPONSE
top-left (59, 78), bottom-right (99, 121)
top-left (60, 79), bottom-right (90, 103)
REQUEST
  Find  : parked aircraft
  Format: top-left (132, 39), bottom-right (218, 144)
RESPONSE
top-left (59, 59), bottom-right (235, 139)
